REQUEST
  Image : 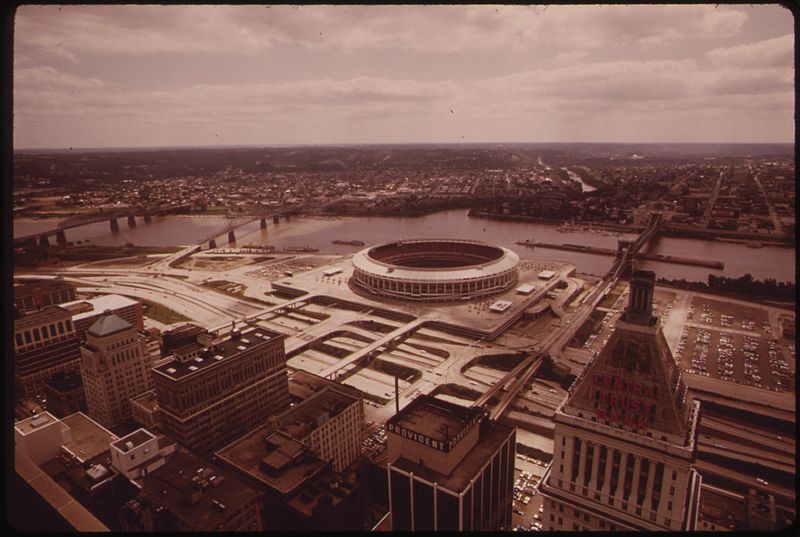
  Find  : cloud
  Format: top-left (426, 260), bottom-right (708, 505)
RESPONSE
top-left (706, 34), bottom-right (794, 68)
top-left (14, 5), bottom-right (755, 58)
top-left (15, 66), bottom-right (106, 89)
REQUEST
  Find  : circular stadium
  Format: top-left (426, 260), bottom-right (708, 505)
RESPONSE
top-left (351, 239), bottom-right (519, 302)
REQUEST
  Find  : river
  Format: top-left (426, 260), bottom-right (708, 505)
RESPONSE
top-left (14, 210), bottom-right (795, 282)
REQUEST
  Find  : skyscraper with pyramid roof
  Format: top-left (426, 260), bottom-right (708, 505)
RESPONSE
top-left (536, 271), bottom-right (702, 531)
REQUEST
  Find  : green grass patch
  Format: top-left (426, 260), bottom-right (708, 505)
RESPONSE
top-left (367, 358), bottom-right (421, 383)
top-left (433, 383), bottom-right (482, 401)
top-left (571, 309), bottom-right (606, 347)
top-left (516, 443), bottom-right (553, 463)
top-left (141, 299), bottom-right (191, 325)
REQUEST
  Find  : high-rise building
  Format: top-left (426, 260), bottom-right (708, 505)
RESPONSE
top-left (152, 327), bottom-right (289, 457)
top-left (13, 277), bottom-right (77, 314)
top-left (80, 312), bottom-right (153, 429)
top-left (386, 395), bottom-right (516, 531)
top-left (61, 294), bottom-right (144, 341)
top-left (43, 370), bottom-right (87, 418)
top-left (274, 386), bottom-right (363, 472)
top-left (537, 270), bottom-right (703, 531)
top-left (14, 305), bottom-right (81, 399)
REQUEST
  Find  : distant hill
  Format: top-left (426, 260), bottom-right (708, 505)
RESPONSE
top-left (14, 143), bottom-right (793, 186)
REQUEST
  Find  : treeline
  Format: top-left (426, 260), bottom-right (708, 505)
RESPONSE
top-left (657, 273), bottom-right (795, 301)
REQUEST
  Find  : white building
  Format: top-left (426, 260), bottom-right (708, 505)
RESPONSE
top-left (537, 271), bottom-right (702, 531)
top-left (110, 428), bottom-right (177, 480)
top-left (80, 313), bottom-right (153, 429)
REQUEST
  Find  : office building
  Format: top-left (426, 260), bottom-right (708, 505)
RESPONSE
top-left (80, 313), bottom-right (153, 429)
top-left (159, 323), bottom-right (208, 357)
top-left (115, 436), bottom-right (263, 531)
top-left (14, 305), bottom-right (81, 399)
top-left (14, 277), bottom-right (77, 314)
top-left (216, 425), bottom-right (363, 531)
top-left (61, 294), bottom-right (144, 341)
top-left (43, 370), bottom-right (87, 418)
top-left (274, 386), bottom-right (363, 472)
top-left (152, 327), bottom-right (290, 456)
top-left (386, 394), bottom-right (516, 531)
top-left (537, 271), bottom-right (702, 531)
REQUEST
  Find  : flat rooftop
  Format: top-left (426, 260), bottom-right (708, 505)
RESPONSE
top-left (14, 305), bottom-right (72, 328)
top-left (61, 294), bottom-right (139, 320)
top-left (15, 411), bottom-right (63, 436)
top-left (277, 388), bottom-right (358, 441)
top-left (130, 390), bottom-right (159, 412)
top-left (216, 427), bottom-right (327, 497)
top-left (289, 370), bottom-right (363, 402)
top-left (111, 429), bottom-right (155, 453)
top-left (133, 446), bottom-right (261, 531)
top-left (61, 412), bottom-right (118, 462)
top-left (387, 394), bottom-right (483, 445)
top-left (153, 328), bottom-right (284, 381)
top-left (43, 370), bottom-right (84, 393)
top-left (391, 419), bottom-right (515, 494)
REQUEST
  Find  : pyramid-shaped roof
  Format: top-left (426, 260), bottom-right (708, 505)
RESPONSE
top-left (87, 311), bottom-right (133, 338)
top-left (562, 271), bottom-right (691, 441)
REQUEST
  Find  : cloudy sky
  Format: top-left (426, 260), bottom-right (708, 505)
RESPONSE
top-left (13, 4), bottom-right (794, 149)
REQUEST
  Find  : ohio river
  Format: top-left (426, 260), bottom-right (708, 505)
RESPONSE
top-left (14, 209), bottom-right (795, 283)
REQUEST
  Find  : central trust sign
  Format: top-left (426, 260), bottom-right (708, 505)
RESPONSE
top-left (593, 372), bottom-right (658, 429)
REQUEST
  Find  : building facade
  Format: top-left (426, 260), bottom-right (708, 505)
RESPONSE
top-left (13, 277), bottom-right (77, 314)
top-left (43, 369), bottom-right (87, 418)
top-left (537, 271), bottom-right (703, 531)
top-left (152, 327), bottom-right (290, 456)
top-left (14, 305), bottom-right (82, 399)
top-left (80, 313), bottom-right (154, 429)
top-left (275, 386), bottom-right (363, 472)
top-left (386, 395), bottom-right (516, 531)
top-left (61, 294), bottom-right (144, 341)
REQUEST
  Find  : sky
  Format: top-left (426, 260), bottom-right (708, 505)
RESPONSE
top-left (13, 4), bottom-right (795, 149)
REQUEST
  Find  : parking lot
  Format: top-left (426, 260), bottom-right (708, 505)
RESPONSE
top-left (673, 298), bottom-right (795, 392)
top-left (511, 453), bottom-right (548, 531)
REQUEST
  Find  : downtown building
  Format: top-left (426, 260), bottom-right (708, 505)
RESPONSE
top-left (386, 395), bottom-right (516, 531)
top-left (13, 305), bottom-right (82, 399)
top-left (80, 313), bottom-right (154, 429)
top-left (13, 277), bottom-right (77, 314)
top-left (152, 327), bottom-right (290, 457)
top-left (537, 271), bottom-right (703, 531)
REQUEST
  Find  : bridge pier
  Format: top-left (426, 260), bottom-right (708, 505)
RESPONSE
top-left (260, 219), bottom-right (267, 229)
top-left (110, 218), bottom-right (120, 232)
top-left (273, 215), bottom-right (280, 224)
top-left (127, 215), bottom-right (137, 227)
top-left (144, 214), bottom-right (152, 223)
top-left (209, 239), bottom-right (217, 249)
top-left (26, 238), bottom-right (37, 246)
top-left (228, 230), bottom-right (236, 244)
top-left (56, 230), bottom-right (67, 246)
top-left (39, 235), bottom-right (50, 247)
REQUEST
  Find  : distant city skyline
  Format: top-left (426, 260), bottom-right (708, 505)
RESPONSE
top-left (14, 4), bottom-right (794, 149)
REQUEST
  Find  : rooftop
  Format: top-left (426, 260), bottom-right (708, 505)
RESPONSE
top-left (153, 328), bottom-right (283, 381)
top-left (14, 277), bottom-right (74, 296)
top-left (43, 370), bottom-right (84, 393)
top-left (163, 323), bottom-right (207, 338)
top-left (289, 370), bottom-right (363, 402)
top-left (14, 305), bottom-right (73, 329)
top-left (132, 446), bottom-right (261, 531)
top-left (130, 390), bottom-right (159, 412)
top-left (391, 419), bottom-right (514, 494)
top-left (61, 294), bottom-right (139, 321)
top-left (216, 427), bottom-right (327, 497)
top-left (15, 411), bottom-right (63, 436)
top-left (111, 429), bottom-right (155, 453)
top-left (61, 412), bottom-right (118, 463)
top-left (386, 394), bottom-right (483, 445)
top-left (276, 388), bottom-right (359, 441)
top-left (87, 312), bottom-right (133, 338)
